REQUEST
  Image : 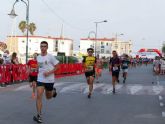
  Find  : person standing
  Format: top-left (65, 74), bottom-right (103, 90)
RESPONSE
top-left (3, 50), bottom-right (11, 64)
top-left (11, 52), bottom-right (19, 64)
top-left (121, 54), bottom-right (130, 83)
top-left (109, 51), bottom-right (120, 94)
top-left (27, 53), bottom-right (38, 99)
top-left (82, 48), bottom-right (96, 99)
top-left (33, 41), bottom-right (59, 123)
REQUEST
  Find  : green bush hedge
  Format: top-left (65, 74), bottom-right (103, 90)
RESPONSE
top-left (55, 56), bottom-right (79, 64)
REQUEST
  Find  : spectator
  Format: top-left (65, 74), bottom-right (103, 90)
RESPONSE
top-left (3, 50), bottom-right (11, 64)
top-left (11, 52), bottom-right (19, 64)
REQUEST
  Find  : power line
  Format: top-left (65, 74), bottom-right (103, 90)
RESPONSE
top-left (40, 0), bottom-right (91, 31)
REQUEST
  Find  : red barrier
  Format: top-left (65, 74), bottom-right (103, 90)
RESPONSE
top-left (0, 63), bottom-right (84, 85)
top-left (55, 63), bottom-right (84, 78)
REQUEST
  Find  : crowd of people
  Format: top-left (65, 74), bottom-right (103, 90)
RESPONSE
top-left (0, 50), bottom-right (19, 65)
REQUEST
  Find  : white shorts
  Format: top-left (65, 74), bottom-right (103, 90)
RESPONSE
top-left (122, 69), bottom-right (128, 73)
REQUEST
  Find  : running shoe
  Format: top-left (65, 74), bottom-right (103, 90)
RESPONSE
top-left (112, 88), bottom-right (115, 94)
top-left (53, 88), bottom-right (57, 98)
top-left (33, 114), bottom-right (43, 123)
top-left (87, 93), bottom-right (91, 99)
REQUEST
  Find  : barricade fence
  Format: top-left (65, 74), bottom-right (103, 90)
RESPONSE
top-left (0, 63), bottom-right (84, 86)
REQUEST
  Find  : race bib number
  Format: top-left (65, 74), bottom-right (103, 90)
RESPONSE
top-left (123, 63), bottom-right (127, 66)
top-left (113, 67), bottom-right (118, 71)
top-left (86, 66), bottom-right (94, 71)
top-left (31, 68), bottom-right (37, 72)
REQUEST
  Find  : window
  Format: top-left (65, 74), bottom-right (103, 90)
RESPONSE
top-left (22, 41), bottom-right (25, 43)
top-left (101, 49), bottom-right (104, 53)
top-left (101, 42), bottom-right (104, 45)
top-left (115, 44), bottom-right (118, 49)
top-left (106, 43), bottom-right (108, 46)
top-left (90, 45), bottom-right (94, 48)
top-left (106, 50), bottom-right (110, 54)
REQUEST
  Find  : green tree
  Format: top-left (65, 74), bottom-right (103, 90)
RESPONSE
top-left (18, 21), bottom-right (26, 33)
top-left (28, 22), bottom-right (36, 35)
top-left (162, 44), bottom-right (165, 54)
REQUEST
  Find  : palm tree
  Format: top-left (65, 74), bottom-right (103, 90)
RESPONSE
top-left (28, 22), bottom-right (36, 35)
top-left (18, 21), bottom-right (26, 34)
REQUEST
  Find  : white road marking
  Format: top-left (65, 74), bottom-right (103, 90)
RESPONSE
top-left (162, 112), bottom-right (165, 117)
top-left (159, 95), bottom-right (163, 101)
top-left (153, 86), bottom-right (163, 95)
top-left (160, 102), bottom-right (164, 107)
top-left (128, 85), bottom-right (143, 95)
top-left (60, 83), bottom-right (83, 93)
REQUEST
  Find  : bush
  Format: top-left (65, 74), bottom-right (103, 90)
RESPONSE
top-left (55, 56), bottom-right (79, 64)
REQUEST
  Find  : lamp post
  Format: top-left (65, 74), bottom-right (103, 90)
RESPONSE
top-left (114, 33), bottom-right (124, 51)
top-left (8, 0), bottom-right (29, 64)
top-left (88, 31), bottom-right (96, 49)
top-left (94, 20), bottom-right (107, 57)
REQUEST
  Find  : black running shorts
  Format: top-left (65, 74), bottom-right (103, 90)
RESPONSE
top-left (112, 71), bottom-right (119, 77)
top-left (29, 75), bottom-right (37, 82)
top-left (37, 82), bottom-right (54, 91)
top-left (85, 71), bottom-right (95, 78)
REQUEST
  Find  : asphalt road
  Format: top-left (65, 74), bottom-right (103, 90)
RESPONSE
top-left (0, 64), bottom-right (165, 124)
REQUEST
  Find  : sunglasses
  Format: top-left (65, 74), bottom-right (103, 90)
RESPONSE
top-left (40, 45), bottom-right (47, 48)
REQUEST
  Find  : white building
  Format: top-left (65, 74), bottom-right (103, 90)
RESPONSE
top-left (80, 38), bottom-right (132, 58)
top-left (6, 36), bottom-right (73, 63)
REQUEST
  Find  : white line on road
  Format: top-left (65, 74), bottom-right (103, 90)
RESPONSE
top-left (160, 102), bottom-right (164, 107)
top-left (162, 112), bottom-right (165, 117)
top-left (128, 85), bottom-right (143, 95)
top-left (159, 95), bottom-right (163, 101)
top-left (153, 86), bottom-right (163, 95)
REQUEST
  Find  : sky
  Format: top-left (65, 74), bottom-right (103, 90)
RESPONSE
top-left (1, 0), bottom-right (165, 52)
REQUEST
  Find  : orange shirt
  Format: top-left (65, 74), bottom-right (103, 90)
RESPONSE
top-left (27, 59), bottom-right (38, 76)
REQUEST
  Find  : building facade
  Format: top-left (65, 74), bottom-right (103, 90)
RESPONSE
top-left (6, 36), bottom-right (73, 63)
top-left (80, 38), bottom-right (132, 57)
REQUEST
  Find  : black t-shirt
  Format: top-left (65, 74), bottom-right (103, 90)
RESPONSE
top-left (109, 57), bottom-right (120, 72)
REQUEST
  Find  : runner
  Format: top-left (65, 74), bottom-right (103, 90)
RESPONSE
top-left (121, 54), bottom-right (130, 83)
top-left (95, 55), bottom-right (103, 83)
top-left (82, 48), bottom-right (96, 99)
top-left (153, 56), bottom-right (161, 75)
top-left (27, 53), bottom-right (38, 99)
top-left (109, 50), bottom-right (120, 94)
top-left (33, 41), bottom-right (59, 123)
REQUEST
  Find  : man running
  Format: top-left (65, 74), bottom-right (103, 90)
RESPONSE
top-left (121, 54), bottom-right (130, 83)
top-left (109, 50), bottom-right (120, 94)
top-left (82, 48), bottom-right (96, 98)
top-left (33, 41), bottom-right (59, 123)
top-left (95, 55), bottom-right (103, 83)
top-left (27, 53), bottom-right (38, 99)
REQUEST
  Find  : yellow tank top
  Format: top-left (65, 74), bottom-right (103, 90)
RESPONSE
top-left (83, 56), bottom-right (96, 71)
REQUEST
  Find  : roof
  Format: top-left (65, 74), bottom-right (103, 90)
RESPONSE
top-left (7, 35), bottom-right (73, 41)
top-left (80, 38), bottom-right (115, 41)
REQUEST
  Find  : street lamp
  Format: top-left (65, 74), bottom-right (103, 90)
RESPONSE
top-left (115, 33), bottom-right (124, 43)
top-left (94, 20), bottom-right (107, 56)
top-left (8, 0), bottom-right (29, 64)
top-left (88, 31), bottom-right (96, 49)
top-left (114, 33), bottom-right (124, 51)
